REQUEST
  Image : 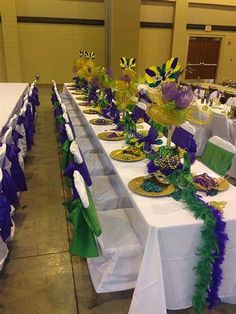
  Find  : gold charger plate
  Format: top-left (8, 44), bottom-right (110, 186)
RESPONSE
top-left (193, 175), bottom-right (229, 192)
top-left (71, 91), bottom-right (84, 95)
top-left (83, 109), bottom-right (100, 114)
top-left (90, 118), bottom-right (113, 125)
top-left (76, 95), bottom-right (86, 100)
top-left (97, 131), bottom-right (124, 141)
top-left (110, 149), bottom-right (146, 162)
top-left (128, 176), bottom-right (175, 197)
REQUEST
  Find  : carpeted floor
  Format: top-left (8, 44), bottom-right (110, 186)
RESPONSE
top-left (0, 85), bottom-right (235, 314)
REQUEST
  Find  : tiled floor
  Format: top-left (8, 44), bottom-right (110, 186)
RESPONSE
top-left (0, 85), bottom-right (235, 314)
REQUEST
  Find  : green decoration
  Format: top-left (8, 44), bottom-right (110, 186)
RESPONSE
top-left (168, 153), bottom-right (219, 314)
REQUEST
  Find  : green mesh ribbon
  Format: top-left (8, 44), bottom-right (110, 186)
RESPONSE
top-left (149, 119), bottom-right (168, 134)
top-left (168, 153), bottom-right (219, 314)
top-left (60, 140), bottom-right (74, 171)
top-left (64, 188), bottom-right (102, 258)
top-left (200, 142), bottom-right (234, 176)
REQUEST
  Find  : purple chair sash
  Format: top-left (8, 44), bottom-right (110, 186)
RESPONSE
top-left (0, 193), bottom-right (13, 242)
top-left (1, 168), bottom-right (19, 207)
top-left (172, 127), bottom-right (196, 163)
top-left (6, 144), bottom-right (27, 192)
top-left (12, 129), bottom-right (23, 146)
top-left (24, 105), bottom-right (34, 150)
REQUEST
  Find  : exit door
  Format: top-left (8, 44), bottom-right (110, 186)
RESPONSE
top-left (185, 37), bottom-right (221, 80)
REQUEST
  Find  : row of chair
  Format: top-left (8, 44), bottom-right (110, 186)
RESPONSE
top-left (0, 80), bottom-right (40, 271)
top-left (51, 81), bottom-right (145, 299)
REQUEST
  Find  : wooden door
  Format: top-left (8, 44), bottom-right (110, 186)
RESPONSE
top-left (186, 37), bottom-right (221, 80)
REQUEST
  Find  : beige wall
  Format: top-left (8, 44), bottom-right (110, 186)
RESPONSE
top-left (138, 0), bottom-right (236, 81)
top-left (0, 23), bottom-right (7, 82)
top-left (0, 0), bottom-right (235, 83)
top-left (18, 23), bottom-right (104, 83)
top-left (139, 28), bottom-right (172, 75)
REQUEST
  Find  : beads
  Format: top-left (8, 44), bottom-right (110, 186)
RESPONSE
top-left (153, 146), bottom-right (180, 170)
top-left (141, 181), bottom-right (164, 192)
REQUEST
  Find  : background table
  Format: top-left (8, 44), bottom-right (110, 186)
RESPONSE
top-left (0, 83), bottom-right (29, 134)
top-left (64, 84), bottom-right (236, 314)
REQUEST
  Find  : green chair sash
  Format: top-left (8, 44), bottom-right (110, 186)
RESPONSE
top-left (60, 140), bottom-right (74, 170)
top-left (56, 115), bottom-right (66, 126)
top-left (201, 141), bottom-right (234, 176)
top-left (64, 188), bottom-right (102, 258)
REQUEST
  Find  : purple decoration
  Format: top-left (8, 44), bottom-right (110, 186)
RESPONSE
top-left (104, 88), bottom-right (113, 104)
top-left (91, 76), bottom-right (100, 89)
top-left (120, 74), bottom-right (131, 83)
top-left (162, 82), bottom-right (194, 109)
top-left (205, 200), bottom-right (229, 309)
top-left (138, 127), bottom-right (158, 152)
top-left (106, 68), bottom-right (113, 79)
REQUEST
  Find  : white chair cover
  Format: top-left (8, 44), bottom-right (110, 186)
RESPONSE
top-left (1, 127), bottom-right (13, 145)
top-left (0, 236), bottom-right (8, 271)
top-left (180, 122), bottom-right (195, 135)
top-left (87, 208), bottom-right (143, 293)
top-left (90, 175), bottom-right (132, 211)
top-left (209, 90), bottom-right (221, 100)
top-left (209, 136), bottom-right (235, 153)
top-left (210, 114), bottom-right (232, 143)
top-left (16, 107), bottom-right (27, 158)
top-left (0, 144), bottom-right (11, 174)
top-left (193, 88), bottom-right (205, 99)
top-left (65, 124), bottom-right (74, 141)
top-left (70, 140), bottom-right (113, 177)
top-left (225, 97), bottom-right (236, 107)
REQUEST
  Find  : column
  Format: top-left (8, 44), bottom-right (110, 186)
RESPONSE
top-left (171, 0), bottom-right (188, 67)
top-left (105, 0), bottom-right (141, 77)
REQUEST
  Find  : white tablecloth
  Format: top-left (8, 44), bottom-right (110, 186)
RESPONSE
top-left (0, 83), bottom-right (29, 134)
top-left (64, 84), bottom-right (236, 313)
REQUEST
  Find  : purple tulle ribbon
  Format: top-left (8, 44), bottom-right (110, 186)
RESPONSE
top-left (131, 105), bottom-right (150, 124)
top-left (162, 82), bottom-right (194, 109)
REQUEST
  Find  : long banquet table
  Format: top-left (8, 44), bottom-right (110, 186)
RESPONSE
top-left (0, 83), bottom-right (29, 135)
top-left (64, 83), bottom-right (236, 314)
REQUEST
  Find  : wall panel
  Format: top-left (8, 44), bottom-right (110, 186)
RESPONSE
top-left (18, 23), bottom-right (105, 83)
top-left (138, 28), bottom-right (172, 74)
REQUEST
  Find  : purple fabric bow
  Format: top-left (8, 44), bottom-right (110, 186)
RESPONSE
top-left (131, 105), bottom-right (150, 124)
top-left (6, 144), bottom-right (27, 192)
top-left (64, 160), bottom-right (92, 188)
top-left (88, 86), bottom-right (98, 103)
top-left (138, 127), bottom-right (158, 152)
top-left (0, 194), bottom-right (13, 242)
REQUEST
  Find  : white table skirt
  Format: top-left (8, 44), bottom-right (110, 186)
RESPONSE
top-left (63, 84), bottom-right (236, 313)
top-left (0, 83), bottom-right (29, 135)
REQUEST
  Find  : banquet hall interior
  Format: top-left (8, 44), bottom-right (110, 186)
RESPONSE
top-left (0, 0), bottom-right (236, 313)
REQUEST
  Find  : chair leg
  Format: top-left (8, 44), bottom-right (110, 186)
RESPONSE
top-left (88, 292), bottom-right (101, 310)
